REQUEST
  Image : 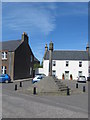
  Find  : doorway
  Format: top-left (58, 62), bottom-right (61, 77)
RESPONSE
top-left (65, 71), bottom-right (69, 80)
top-left (78, 71), bottom-right (82, 77)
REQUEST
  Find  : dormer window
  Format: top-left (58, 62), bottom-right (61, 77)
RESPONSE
top-left (2, 52), bottom-right (7, 60)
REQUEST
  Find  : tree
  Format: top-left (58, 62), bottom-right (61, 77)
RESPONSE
top-left (34, 62), bottom-right (43, 70)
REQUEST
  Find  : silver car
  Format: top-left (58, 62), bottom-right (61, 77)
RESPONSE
top-left (35, 74), bottom-right (46, 78)
top-left (77, 76), bottom-right (86, 83)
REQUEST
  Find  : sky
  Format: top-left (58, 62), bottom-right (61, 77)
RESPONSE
top-left (2, 2), bottom-right (88, 62)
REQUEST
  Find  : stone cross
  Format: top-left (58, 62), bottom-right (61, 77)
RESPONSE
top-left (49, 41), bottom-right (53, 76)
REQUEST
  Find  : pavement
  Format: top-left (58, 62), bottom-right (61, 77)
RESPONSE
top-left (1, 79), bottom-right (88, 118)
top-left (12, 78), bottom-right (32, 83)
top-left (62, 79), bottom-right (88, 94)
top-left (18, 78), bottom-right (88, 95)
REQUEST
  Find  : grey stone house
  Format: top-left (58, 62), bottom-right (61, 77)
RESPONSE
top-left (0, 32), bottom-right (39, 81)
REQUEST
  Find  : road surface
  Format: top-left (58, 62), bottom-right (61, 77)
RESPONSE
top-left (1, 81), bottom-right (88, 118)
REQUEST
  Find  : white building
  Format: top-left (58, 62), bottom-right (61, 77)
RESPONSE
top-left (42, 43), bottom-right (89, 80)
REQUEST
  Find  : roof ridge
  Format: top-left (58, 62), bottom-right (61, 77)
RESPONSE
top-left (1, 39), bottom-right (22, 51)
top-left (44, 49), bottom-right (88, 60)
top-left (54, 50), bottom-right (86, 52)
top-left (1, 39), bottom-right (21, 43)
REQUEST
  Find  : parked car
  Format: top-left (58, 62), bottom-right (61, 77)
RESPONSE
top-left (32, 75), bottom-right (45, 83)
top-left (77, 76), bottom-right (86, 83)
top-left (0, 74), bottom-right (11, 83)
top-left (35, 73), bottom-right (46, 77)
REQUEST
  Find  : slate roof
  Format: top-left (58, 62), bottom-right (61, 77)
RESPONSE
top-left (34, 57), bottom-right (40, 63)
top-left (44, 50), bottom-right (89, 61)
top-left (0, 40), bottom-right (22, 51)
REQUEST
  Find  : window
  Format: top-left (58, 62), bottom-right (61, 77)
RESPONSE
top-left (89, 66), bottom-right (90, 73)
top-left (79, 61), bottom-right (82, 67)
top-left (1, 66), bottom-right (7, 74)
top-left (31, 55), bottom-right (33, 62)
top-left (78, 71), bottom-right (82, 77)
top-left (66, 61), bottom-right (69, 67)
top-left (52, 70), bottom-right (56, 77)
top-left (52, 61), bottom-right (56, 66)
top-left (2, 52), bottom-right (7, 60)
top-left (30, 67), bottom-right (32, 75)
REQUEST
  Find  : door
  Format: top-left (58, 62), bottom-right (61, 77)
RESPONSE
top-left (65, 71), bottom-right (69, 80)
top-left (52, 70), bottom-right (56, 77)
top-left (78, 71), bottom-right (82, 77)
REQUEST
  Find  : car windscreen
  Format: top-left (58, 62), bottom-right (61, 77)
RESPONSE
top-left (80, 76), bottom-right (85, 78)
top-left (37, 76), bottom-right (42, 79)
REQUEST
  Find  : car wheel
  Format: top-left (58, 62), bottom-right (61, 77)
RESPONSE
top-left (5, 80), bottom-right (8, 83)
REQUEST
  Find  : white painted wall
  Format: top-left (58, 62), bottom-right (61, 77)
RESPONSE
top-left (43, 60), bottom-right (49, 76)
top-left (35, 68), bottom-right (44, 75)
top-left (43, 60), bottom-right (89, 80)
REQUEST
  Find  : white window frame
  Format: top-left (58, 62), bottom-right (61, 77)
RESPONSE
top-left (66, 61), bottom-right (69, 67)
top-left (52, 61), bottom-right (56, 66)
top-left (2, 52), bottom-right (7, 60)
top-left (78, 71), bottom-right (82, 77)
top-left (30, 67), bottom-right (32, 75)
top-left (79, 61), bottom-right (82, 67)
top-left (1, 66), bottom-right (7, 74)
top-left (52, 70), bottom-right (56, 77)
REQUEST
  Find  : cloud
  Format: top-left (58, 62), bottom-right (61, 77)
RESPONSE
top-left (2, 3), bottom-right (57, 62)
top-left (2, 2), bottom-right (88, 37)
top-left (2, 3), bottom-right (56, 36)
top-left (2, 2), bottom-right (88, 62)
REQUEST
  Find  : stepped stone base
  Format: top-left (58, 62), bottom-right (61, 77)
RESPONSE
top-left (33, 76), bottom-right (68, 95)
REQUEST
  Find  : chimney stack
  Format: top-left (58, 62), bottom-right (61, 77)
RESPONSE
top-left (45, 44), bottom-right (48, 51)
top-left (22, 32), bottom-right (28, 44)
top-left (49, 41), bottom-right (53, 76)
top-left (43, 44), bottom-right (48, 60)
top-left (86, 43), bottom-right (89, 52)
